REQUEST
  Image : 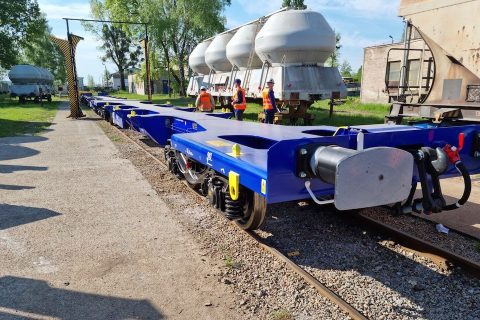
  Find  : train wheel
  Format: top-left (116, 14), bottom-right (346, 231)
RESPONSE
top-left (175, 151), bottom-right (209, 190)
top-left (236, 191), bottom-right (267, 230)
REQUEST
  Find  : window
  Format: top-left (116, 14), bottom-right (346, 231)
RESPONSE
top-left (387, 61), bottom-right (401, 86)
top-left (407, 59), bottom-right (420, 87)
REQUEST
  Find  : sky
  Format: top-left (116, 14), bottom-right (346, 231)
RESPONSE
top-left (38, 0), bottom-right (404, 84)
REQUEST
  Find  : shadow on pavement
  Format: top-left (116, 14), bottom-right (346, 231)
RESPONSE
top-left (0, 145), bottom-right (41, 161)
top-left (0, 135), bottom-right (48, 145)
top-left (0, 184), bottom-right (35, 191)
top-left (0, 276), bottom-right (163, 319)
top-left (0, 164), bottom-right (47, 174)
top-left (0, 204), bottom-right (61, 230)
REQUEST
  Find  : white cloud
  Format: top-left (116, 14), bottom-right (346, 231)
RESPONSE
top-left (38, 0), bottom-right (91, 20)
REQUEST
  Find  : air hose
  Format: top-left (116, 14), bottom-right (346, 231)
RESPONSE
top-left (443, 161), bottom-right (472, 211)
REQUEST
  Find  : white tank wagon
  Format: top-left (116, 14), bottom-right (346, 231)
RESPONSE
top-left (187, 8), bottom-right (346, 124)
top-left (9, 64), bottom-right (54, 103)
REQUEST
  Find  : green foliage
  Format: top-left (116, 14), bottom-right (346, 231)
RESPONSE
top-left (99, 0), bottom-right (231, 96)
top-left (282, 0), bottom-right (307, 9)
top-left (340, 60), bottom-right (353, 77)
top-left (84, 0), bottom-right (142, 91)
top-left (325, 32), bottom-right (341, 67)
top-left (0, 0), bottom-right (45, 68)
top-left (20, 16), bottom-right (67, 84)
top-left (0, 94), bottom-right (61, 137)
top-left (354, 66), bottom-right (363, 83)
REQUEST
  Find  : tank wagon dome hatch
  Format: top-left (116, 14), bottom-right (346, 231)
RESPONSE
top-left (189, 40), bottom-right (213, 75)
top-left (205, 33), bottom-right (235, 72)
top-left (226, 23), bottom-right (263, 69)
top-left (255, 10), bottom-right (336, 66)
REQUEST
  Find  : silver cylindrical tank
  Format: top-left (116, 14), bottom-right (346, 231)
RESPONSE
top-left (189, 40), bottom-right (212, 75)
top-left (255, 10), bottom-right (336, 66)
top-left (226, 23), bottom-right (263, 69)
top-left (205, 33), bottom-right (234, 72)
top-left (9, 65), bottom-right (43, 84)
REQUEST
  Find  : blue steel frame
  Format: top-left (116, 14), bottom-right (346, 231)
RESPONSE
top-left (85, 96), bottom-right (480, 205)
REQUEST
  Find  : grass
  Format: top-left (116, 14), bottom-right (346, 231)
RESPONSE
top-left (0, 94), bottom-right (64, 137)
top-left (108, 91), bottom-right (391, 127)
top-left (270, 309), bottom-right (293, 320)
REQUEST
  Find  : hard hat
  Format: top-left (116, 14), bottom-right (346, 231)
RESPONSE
top-left (235, 78), bottom-right (241, 84)
top-left (267, 78), bottom-right (275, 84)
top-left (200, 86), bottom-right (206, 91)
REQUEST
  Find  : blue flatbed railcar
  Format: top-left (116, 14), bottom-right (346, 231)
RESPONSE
top-left (85, 95), bottom-right (480, 230)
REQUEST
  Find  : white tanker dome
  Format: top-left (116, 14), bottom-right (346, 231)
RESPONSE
top-left (255, 10), bottom-right (336, 66)
top-left (189, 40), bottom-right (212, 75)
top-left (205, 33), bottom-right (234, 72)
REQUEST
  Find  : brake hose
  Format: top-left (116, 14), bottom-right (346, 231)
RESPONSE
top-left (443, 161), bottom-right (472, 211)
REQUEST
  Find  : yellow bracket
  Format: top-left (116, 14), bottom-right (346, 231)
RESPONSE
top-left (333, 126), bottom-right (349, 136)
top-left (227, 143), bottom-right (242, 157)
top-left (229, 171), bottom-right (240, 201)
top-left (113, 106), bottom-right (120, 111)
top-left (127, 110), bottom-right (137, 118)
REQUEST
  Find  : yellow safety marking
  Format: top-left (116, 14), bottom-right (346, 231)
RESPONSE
top-left (113, 106), bottom-right (120, 111)
top-left (333, 126), bottom-right (349, 136)
top-left (261, 179), bottom-right (266, 195)
top-left (167, 101), bottom-right (171, 104)
top-left (105, 102), bottom-right (110, 106)
top-left (127, 110), bottom-right (137, 118)
top-left (206, 140), bottom-right (232, 147)
top-left (229, 171), bottom-right (240, 201)
top-left (188, 103), bottom-right (193, 107)
top-left (227, 143), bottom-right (242, 158)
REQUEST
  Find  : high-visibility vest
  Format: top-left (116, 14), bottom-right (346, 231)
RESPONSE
top-left (262, 88), bottom-right (274, 110)
top-left (199, 92), bottom-right (212, 111)
top-left (233, 87), bottom-right (246, 110)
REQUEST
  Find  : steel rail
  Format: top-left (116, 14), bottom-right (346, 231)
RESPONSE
top-left (356, 213), bottom-right (480, 278)
top-left (103, 119), bottom-right (367, 320)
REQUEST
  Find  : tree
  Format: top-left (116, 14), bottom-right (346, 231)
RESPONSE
top-left (87, 74), bottom-right (95, 87)
top-left (354, 66), bottom-right (363, 83)
top-left (99, 25), bottom-right (142, 90)
top-left (340, 60), bottom-right (352, 77)
top-left (325, 32), bottom-right (341, 68)
top-left (0, 0), bottom-right (45, 68)
top-left (282, 0), bottom-right (307, 9)
top-left (103, 68), bottom-right (111, 87)
top-left (85, 0), bottom-right (142, 91)
top-left (21, 16), bottom-right (67, 84)
top-left (100, 0), bottom-right (231, 96)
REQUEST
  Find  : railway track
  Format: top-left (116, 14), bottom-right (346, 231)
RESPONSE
top-left (111, 122), bottom-right (367, 320)
top-left (102, 117), bottom-right (480, 319)
top-left (354, 213), bottom-right (480, 278)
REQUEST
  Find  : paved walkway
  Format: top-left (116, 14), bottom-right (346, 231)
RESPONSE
top-left (0, 105), bottom-right (238, 319)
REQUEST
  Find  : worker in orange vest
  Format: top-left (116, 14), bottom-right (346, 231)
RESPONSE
top-left (262, 78), bottom-right (278, 124)
top-left (195, 86), bottom-right (215, 112)
top-left (231, 79), bottom-right (246, 121)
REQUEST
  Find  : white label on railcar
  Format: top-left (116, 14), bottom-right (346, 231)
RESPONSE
top-left (206, 152), bottom-right (213, 166)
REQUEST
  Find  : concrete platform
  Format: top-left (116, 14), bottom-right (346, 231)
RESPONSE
top-left (414, 176), bottom-right (480, 240)
top-left (0, 104), bottom-right (238, 319)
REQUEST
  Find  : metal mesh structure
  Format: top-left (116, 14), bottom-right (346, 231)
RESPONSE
top-left (50, 34), bottom-right (84, 118)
